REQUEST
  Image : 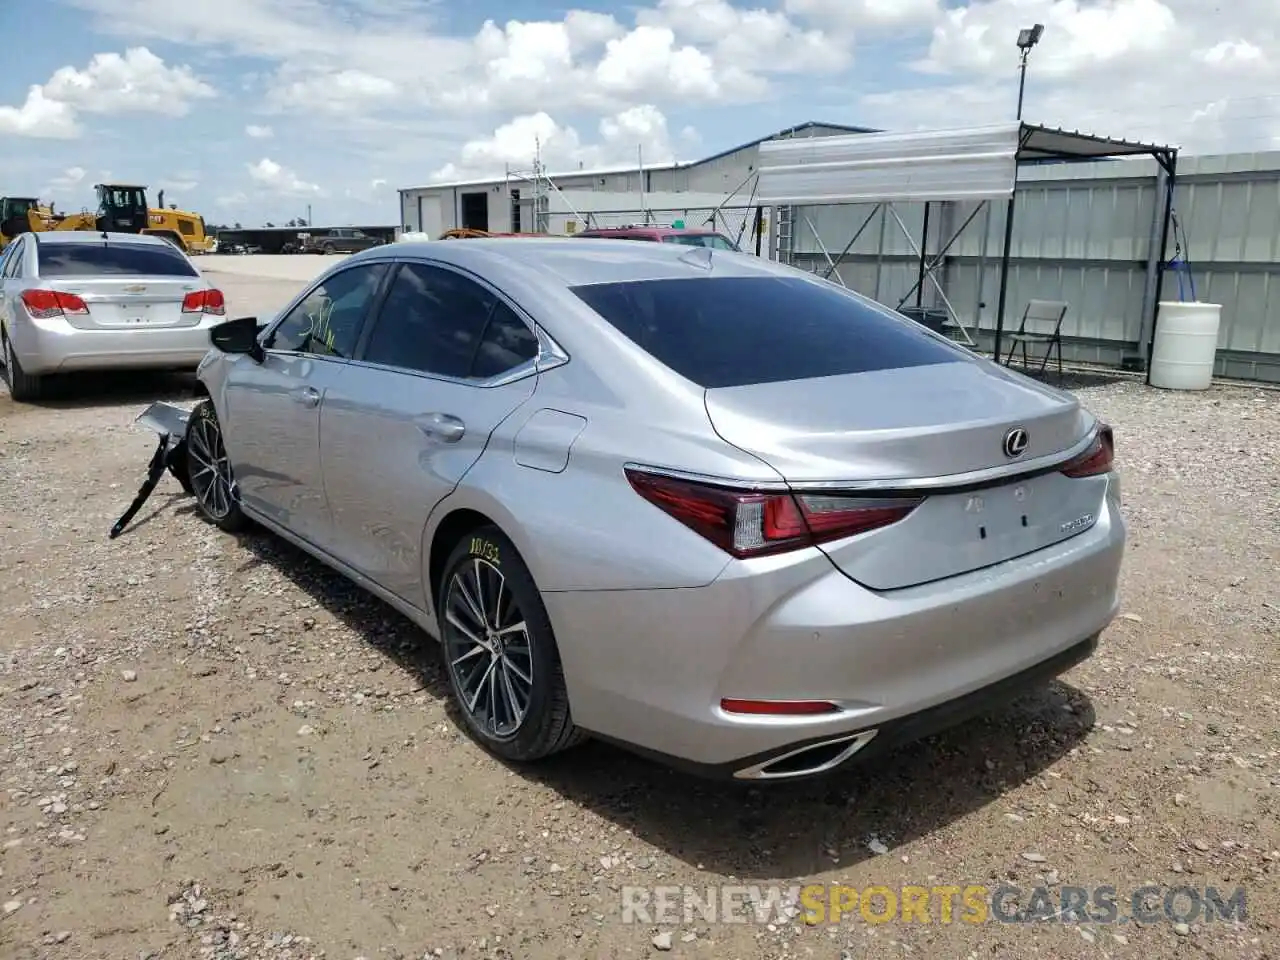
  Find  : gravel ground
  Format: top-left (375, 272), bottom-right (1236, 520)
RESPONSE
top-left (0, 270), bottom-right (1277, 959)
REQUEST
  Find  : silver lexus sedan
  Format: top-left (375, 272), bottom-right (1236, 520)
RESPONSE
top-left (182, 238), bottom-right (1124, 781)
top-left (0, 231), bottom-right (225, 401)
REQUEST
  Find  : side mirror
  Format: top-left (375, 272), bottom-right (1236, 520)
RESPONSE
top-left (210, 315), bottom-right (265, 362)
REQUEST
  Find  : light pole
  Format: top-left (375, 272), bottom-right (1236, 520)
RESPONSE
top-left (1015, 23), bottom-right (1044, 120)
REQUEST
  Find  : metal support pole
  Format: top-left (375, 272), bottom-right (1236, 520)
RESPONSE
top-left (873, 205), bottom-right (888, 301)
top-left (991, 188), bottom-right (1019, 363)
top-left (1135, 161), bottom-right (1168, 368)
top-left (973, 201), bottom-right (992, 333)
top-left (822, 204), bottom-right (881, 281)
top-left (1145, 152), bottom-right (1179, 383)
top-left (753, 206), bottom-right (763, 256)
top-left (896, 201), bottom-right (986, 310)
top-left (1016, 50), bottom-right (1029, 121)
top-left (915, 202), bottom-right (930, 308)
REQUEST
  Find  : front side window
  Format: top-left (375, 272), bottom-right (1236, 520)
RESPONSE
top-left (267, 263), bottom-right (388, 358)
top-left (362, 262), bottom-right (538, 380)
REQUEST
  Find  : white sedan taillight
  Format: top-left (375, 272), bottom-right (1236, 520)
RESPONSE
top-left (20, 289), bottom-right (89, 319)
top-left (182, 289), bottom-right (226, 316)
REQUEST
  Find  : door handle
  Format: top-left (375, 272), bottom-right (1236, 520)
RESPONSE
top-left (293, 386), bottom-right (321, 407)
top-left (417, 412), bottom-right (465, 443)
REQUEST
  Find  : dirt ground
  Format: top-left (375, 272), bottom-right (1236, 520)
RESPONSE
top-left (1, 265), bottom-right (1277, 960)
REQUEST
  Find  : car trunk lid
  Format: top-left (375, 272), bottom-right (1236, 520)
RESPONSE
top-left (44, 277), bottom-right (204, 330)
top-left (704, 360), bottom-right (1108, 589)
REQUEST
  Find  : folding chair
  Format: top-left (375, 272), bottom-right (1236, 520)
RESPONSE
top-left (1002, 299), bottom-right (1068, 380)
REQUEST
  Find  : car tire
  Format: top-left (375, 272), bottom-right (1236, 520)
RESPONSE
top-left (167, 440), bottom-right (196, 496)
top-left (2, 331), bottom-right (44, 402)
top-left (184, 399), bottom-right (248, 532)
top-left (437, 525), bottom-right (585, 763)
top-left (322, 243), bottom-right (335, 255)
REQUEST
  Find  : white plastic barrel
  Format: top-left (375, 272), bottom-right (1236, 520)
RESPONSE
top-left (1148, 301), bottom-right (1222, 390)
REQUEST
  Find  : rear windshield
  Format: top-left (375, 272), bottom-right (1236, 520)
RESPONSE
top-left (36, 242), bottom-right (198, 278)
top-left (570, 276), bottom-right (960, 388)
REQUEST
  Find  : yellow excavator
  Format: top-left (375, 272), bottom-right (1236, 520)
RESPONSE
top-left (1, 184), bottom-right (214, 254)
top-left (0, 196), bottom-right (51, 251)
top-left (47, 183), bottom-right (215, 254)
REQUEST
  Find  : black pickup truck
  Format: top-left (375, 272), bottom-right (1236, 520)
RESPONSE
top-left (299, 228), bottom-right (384, 254)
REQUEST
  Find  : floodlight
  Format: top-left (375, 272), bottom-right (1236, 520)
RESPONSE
top-left (1017, 24), bottom-right (1044, 50)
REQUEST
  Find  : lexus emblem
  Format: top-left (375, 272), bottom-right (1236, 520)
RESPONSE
top-left (1003, 427), bottom-right (1029, 459)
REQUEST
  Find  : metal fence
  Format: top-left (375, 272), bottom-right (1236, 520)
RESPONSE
top-left (785, 150), bottom-right (1280, 384)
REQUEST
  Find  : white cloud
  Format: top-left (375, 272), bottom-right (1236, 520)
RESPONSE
top-left (43, 166), bottom-right (89, 203)
top-left (65, 0), bottom-right (846, 117)
top-left (157, 177), bottom-right (199, 194)
top-left (247, 158), bottom-right (321, 196)
top-left (430, 105), bottom-right (679, 182)
top-left (266, 68), bottom-right (399, 115)
top-left (0, 86), bottom-right (81, 138)
top-left (639, 0), bottom-right (851, 74)
top-left (245, 124), bottom-right (273, 138)
top-left (43, 47), bottom-right (214, 115)
top-left (920, 0), bottom-right (1178, 77)
top-left (785, 0), bottom-right (942, 30)
top-left (881, 0), bottom-right (1280, 154)
top-left (0, 46), bottom-right (213, 139)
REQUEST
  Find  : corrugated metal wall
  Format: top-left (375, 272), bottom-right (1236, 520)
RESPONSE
top-left (789, 151), bottom-right (1280, 384)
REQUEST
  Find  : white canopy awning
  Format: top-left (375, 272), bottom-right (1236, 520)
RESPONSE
top-left (756, 123), bottom-right (1021, 205)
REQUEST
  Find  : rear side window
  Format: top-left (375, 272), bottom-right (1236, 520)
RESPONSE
top-left (571, 276), bottom-right (960, 388)
top-left (472, 302), bottom-right (539, 378)
top-left (36, 242), bottom-right (198, 278)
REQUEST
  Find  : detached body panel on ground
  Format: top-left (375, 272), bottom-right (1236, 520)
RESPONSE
top-left (186, 238), bottom-right (1125, 780)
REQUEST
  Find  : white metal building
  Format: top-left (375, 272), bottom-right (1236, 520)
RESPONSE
top-left (396, 121), bottom-right (875, 248)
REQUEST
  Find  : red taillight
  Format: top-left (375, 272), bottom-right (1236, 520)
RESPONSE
top-left (21, 289), bottom-right (88, 319)
top-left (720, 698), bottom-right (840, 716)
top-left (1060, 425), bottom-right (1114, 478)
top-left (625, 468), bottom-right (921, 559)
top-left (183, 288), bottom-right (225, 316)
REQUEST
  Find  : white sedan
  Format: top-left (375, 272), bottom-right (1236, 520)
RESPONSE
top-left (0, 231), bottom-right (226, 401)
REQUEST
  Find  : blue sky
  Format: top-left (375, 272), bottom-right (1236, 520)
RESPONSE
top-left (1, 0), bottom-right (1274, 227)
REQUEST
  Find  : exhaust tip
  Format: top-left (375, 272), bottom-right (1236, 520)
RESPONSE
top-left (733, 730), bottom-right (878, 781)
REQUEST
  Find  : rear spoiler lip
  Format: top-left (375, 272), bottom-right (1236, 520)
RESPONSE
top-left (627, 423), bottom-right (1105, 500)
top-left (784, 424), bottom-right (1103, 497)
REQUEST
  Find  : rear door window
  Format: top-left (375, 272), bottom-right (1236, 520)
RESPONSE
top-left (360, 262), bottom-right (538, 380)
top-left (35, 242), bottom-right (198, 278)
top-left (571, 275), bottom-right (961, 388)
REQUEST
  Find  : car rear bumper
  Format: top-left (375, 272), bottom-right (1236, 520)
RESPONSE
top-left (544, 477), bottom-right (1125, 780)
top-left (8, 314), bottom-right (217, 374)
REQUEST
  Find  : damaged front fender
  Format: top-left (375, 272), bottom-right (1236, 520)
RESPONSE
top-left (108, 401), bottom-right (198, 539)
